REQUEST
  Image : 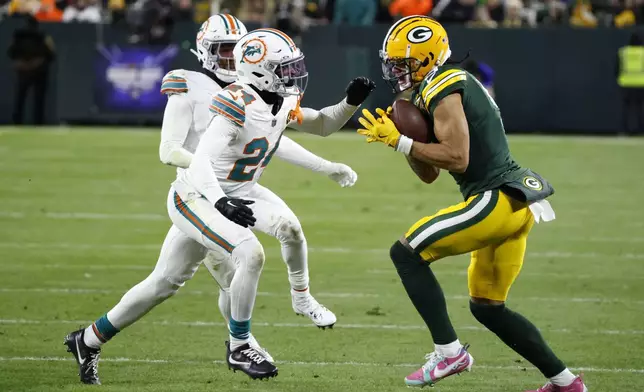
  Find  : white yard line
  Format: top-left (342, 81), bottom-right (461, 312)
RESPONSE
top-left (0, 355), bottom-right (642, 374)
top-left (0, 263), bottom-right (638, 280)
top-left (0, 212), bottom-right (25, 218)
top-left (573, 236), bottom-right (644, 244)
top-left (44, 212), bottom-right (167, 221)
top-left (1, 318), bottom-right (642, 336)
top-left (2, 242), bottom-right (642, 260)
top-left (0, 242), bottom-right (159, 251)
top-left (0, 263), bottom-right (153, 271)
top-left (2, 209), bottom-right (643, 226)
top-left (366, 269), bottom-right (644, 280)
top-left (1, 287), bottom-right (642, 305)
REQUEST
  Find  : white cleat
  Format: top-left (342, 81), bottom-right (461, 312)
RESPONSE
top-left (248, 334), bottom-right (274, 363)
top-left (291, 289), bottom-right (337, 329)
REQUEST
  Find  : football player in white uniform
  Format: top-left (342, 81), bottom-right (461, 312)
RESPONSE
top-left (62, 25), bottom-right (374, 383)
top-left (188, 27), bottom-right (373, 379)
top-left (158, 15), bottom-right (357, 362)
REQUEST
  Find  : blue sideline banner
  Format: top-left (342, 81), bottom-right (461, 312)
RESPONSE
top-left (95, 45), bottom-right (179, 113)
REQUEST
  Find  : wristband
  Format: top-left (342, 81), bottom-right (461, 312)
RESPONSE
top-left (395, 135), bottom-right (413, 156)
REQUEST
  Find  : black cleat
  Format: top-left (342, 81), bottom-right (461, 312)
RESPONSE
top-left (64, 328), bottom-right (101, 385)
top-left (226, 341), bottom-right (278, 380)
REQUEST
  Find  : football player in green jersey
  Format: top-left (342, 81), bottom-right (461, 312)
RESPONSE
top-left (357, 15), bottom-right (588, 392)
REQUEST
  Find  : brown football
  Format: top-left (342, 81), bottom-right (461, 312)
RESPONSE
top-left (390, 99), bottom-right (430, 143)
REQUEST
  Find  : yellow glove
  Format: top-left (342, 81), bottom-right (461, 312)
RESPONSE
top-left (357, 108), bottom-right (401, 148)
top-left (357, 107), bottom-right (413, 154)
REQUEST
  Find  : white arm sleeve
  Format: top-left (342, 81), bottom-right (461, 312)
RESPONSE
top-left (289, 98), bottom-right (358, 137)
top-left (187, 116), bottom-right (239, 204)
top-left (159, 94), bottom-right (194, 168)
top-left (275, 136), bottom-right (330, 173)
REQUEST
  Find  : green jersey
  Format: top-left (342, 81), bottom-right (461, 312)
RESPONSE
top-left (410, 65), bottom-right (551, 201)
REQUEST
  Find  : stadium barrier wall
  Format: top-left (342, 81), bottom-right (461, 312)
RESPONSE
top-left (0, 20), bottom-right (633, 133)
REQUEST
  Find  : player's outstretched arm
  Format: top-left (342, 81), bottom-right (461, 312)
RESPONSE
top-left (410, 93), bottom-right (470, 173)
top-left (275, 136), bottom-right (357, 187)
top-left (159, 94), bottom-right (195, 168)
top-left (291, 77), bottom-right (375, 137)
top-left (187, 116), bottom-right (256, 228)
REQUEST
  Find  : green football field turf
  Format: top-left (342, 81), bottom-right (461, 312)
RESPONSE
top-left (0, 127), bottom-right (643, 391)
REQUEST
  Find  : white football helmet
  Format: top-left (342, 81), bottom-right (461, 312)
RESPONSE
top-left (233, 28), bottom-right (308, 97)
top-left (191, 14), bottom-right (247, 83)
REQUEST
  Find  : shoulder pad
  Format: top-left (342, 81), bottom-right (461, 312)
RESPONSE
top-left (161, 70), bottom-right (189, 95)
top-left (209, 86), bottom-right (247, 127)
top-left (420, 68), bottom-right (467, 110)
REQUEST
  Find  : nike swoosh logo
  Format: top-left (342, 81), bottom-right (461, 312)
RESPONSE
top-left (75, 336), bottom-right (85, 365)
top-left (228, 355), bottom-right (250, 369)
top-left (436, 357), bottom-right (468, 374)
top-left (226, 201), bottom-right (236, 207)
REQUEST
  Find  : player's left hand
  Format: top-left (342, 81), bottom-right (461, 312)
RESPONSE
top-left (345, 77), bottom-right (376, 106)
top-left (357, 108), bottom-right (401, 149)
top-left (324, 162), bottom-right (358, 188)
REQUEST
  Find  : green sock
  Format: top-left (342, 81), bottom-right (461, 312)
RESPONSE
top-left (470, 301), bottom-right (566, 378)
top-left (390, 241), bottom-right (458, 344)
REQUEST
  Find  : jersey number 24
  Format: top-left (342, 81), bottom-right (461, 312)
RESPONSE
top-left (228, 137), bottom-right (281, 182)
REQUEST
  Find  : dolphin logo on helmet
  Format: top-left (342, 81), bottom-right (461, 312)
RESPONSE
top-left (233, 28), bottom-right (308, 97)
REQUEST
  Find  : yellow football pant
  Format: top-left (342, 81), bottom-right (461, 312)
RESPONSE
top-left (404, 189), bottom-right (534, 302)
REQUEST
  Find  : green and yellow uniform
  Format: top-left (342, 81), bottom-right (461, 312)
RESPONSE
top-left (406, 65), bottom-right (555, 301)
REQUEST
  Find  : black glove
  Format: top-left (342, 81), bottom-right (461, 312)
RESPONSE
top-left (345, 77), bottom-right (376, 106)
top-left (215, 197), bottom-right (256, 228)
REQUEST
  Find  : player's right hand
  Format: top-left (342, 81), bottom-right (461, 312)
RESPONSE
top-left (215, 197), bottom-right (256, 228)
top-left (357, 108), bottom-right (401, 149)
top-left (345, 77), bottom-right (376, 106)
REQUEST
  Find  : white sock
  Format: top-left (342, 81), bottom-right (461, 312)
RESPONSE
top-left (550, 368), bottom-right (577, 387)
top-left (229, 335), bottom-right (250, 351)
top-left (435, 340), bottom-right (462, 358)
top-left (280, 237), bottom-right (309, 291)
top-left (83, 325), bottom-right (103, 349)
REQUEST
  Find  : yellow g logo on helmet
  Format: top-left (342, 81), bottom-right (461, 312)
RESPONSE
top-left (380, 16), bottom-right (451, 92)
top-left (407, 26), bottom-right (433, 43)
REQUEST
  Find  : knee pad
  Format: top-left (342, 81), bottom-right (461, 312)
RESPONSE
top-left (469, 300), bottom-right (505, 327)
top-left (276, 217), bottom-right (304, 243)
top-left (234, 238), bottom-right (265, 273)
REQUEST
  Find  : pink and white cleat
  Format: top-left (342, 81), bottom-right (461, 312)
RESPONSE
top-left (404, 345), bottom-right (474, 388)
top-left (526, 376), bottom-right (588, 392)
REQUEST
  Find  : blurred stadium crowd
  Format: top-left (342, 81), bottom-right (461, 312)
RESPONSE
top-left (0, 0), bottom-right (643, 29)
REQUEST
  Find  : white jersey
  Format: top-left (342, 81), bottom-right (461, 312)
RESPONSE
top-left (171, 77), bottom-right (360, 206)
top-left (160, 69), bottom-right (224, 155)
top-left (175, 82), bottom-right (299, 198)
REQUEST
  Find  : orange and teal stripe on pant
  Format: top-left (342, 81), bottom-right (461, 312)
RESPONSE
top-left (173, 192), bottom-right (234, 253)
